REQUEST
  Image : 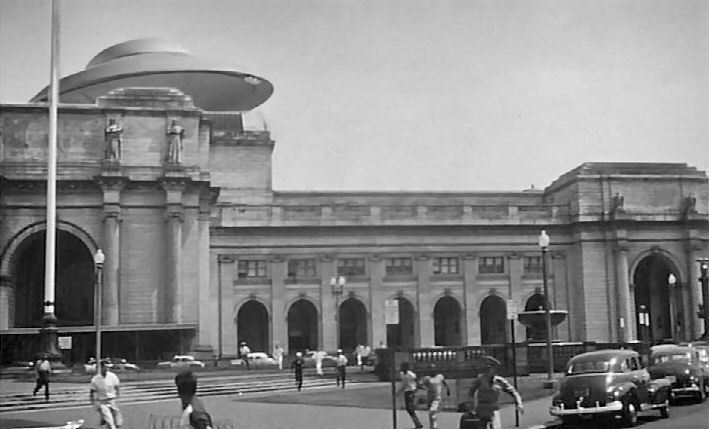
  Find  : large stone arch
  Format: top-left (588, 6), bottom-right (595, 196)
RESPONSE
top-left (1, 221), bottom-right (98, 329)
top-left (287, 299), bottom-right (319, 352)
top-left (236, 299), bottom-right (270, 353)
top-left (433, 295), bottom-right (463, 346)
top-left (480, 293), bottom-right (507, 345)
top-left (630, 247), bottom-right (685, 342)
top-left (339, 297), bottom-right (368, 353)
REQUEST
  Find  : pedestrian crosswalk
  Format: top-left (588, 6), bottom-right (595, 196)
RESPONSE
top-left (0, 372), bottom-right (373, 413)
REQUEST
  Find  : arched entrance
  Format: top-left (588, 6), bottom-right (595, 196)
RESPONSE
top-left (524, 293), bottom-right (546, 341)
top-left (434, 296), bottom-right (462, 346)
top-left (339, 298), bottom-right (367, 353)
top-left (386, 297), bottom-right (415, 350)
top-left (287, 299), bottom-right (318, 352)
top-left (633, 254), bottom-right (680, 342)
top-left (237, 300), bottom-right (269, 353)
top-left (480, 295), bottom-right (506, 345)
top-left (12, 229), bottom-right (94, 327)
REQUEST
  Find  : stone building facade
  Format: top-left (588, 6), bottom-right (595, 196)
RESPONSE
top-left (1, 49), bottom-right (707, 364)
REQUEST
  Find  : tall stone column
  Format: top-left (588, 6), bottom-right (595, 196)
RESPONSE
top-left (686, 238), bottom-right (704, 339)
top-left (552, 253), bottom-right (572, 341)
top-left (97, 176), bottom-right (127, 326)
top-left (269, 255), bottom-right (287, 352)
top-left (102, 210), bottom-right (121, 325)
top-left (217, 255), bottom-right (237, 358)
top-left (368, 254), bottom-right (386, 347)
top-left (196, 206), bottom-right (213, 348)
top-left (320, 255), bottom-right (337, 351)
top-left (508, 254), bottom-right (526, 342)
top-left (0, 275), bottom-right (13, 330)
top-left (462, 253), bottom-right (480, 345)
top-left (615, 244), bottom-right (634, 342)
top-left (161, 178), bottom-right (188, 324)
top-left (416, 254), bottom-right (434, 347)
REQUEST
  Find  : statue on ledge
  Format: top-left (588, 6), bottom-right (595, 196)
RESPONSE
top-left (611, 192), bottom-right (625, 214)
top-left (104, 118), bottom-right (123, 160)
top-left (166, 119), bottom-right (185, 164)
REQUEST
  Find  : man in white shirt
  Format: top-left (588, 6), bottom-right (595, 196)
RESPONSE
top-left (89, 361), bottom-right (123, 429)
top-left (397, 362), bottom-right (423, 429)
top-left (335, 349), bottom-right (348, 388)
top-left (238, 342), bottom-right (251, 369)
top-left (273, 344), bottom-right (284, 370)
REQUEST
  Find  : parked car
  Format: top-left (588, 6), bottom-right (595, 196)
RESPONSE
top-left (550, 349), bottom-right (671, 427)
top-left (156, 355), bottom-right (206, 369)
top-left (1, 360), bottom-right (35, 376)
top-left (84, 357), bottom-right (140, 374)
top-left (229, 352), bottom-right (278, 368)
top-left (302, 350), bottom-right (338, 368)
top-left (648, 344), bottom-right (709, 403)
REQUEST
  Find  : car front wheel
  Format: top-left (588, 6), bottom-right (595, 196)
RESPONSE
top-left (659, 399), bottom-right (669, 418)
top-left (620, 400), bottom-right (637, 427)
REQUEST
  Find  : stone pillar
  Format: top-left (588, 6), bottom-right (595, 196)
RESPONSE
top-left (462, 253), bottom-right (480, 345)
top-left (416, 254), bottom-right (434, 347)
top-left (217, 255), bottom-right (237, 357)
top-left (552, 253), bottom-right (572, 341)
top-left (320, 255), bottom-right (337, 351)
top-left (165, 209), bottom-right (183, 323)
top-left (96, 176), bottom-right (127, 326)
top-left (508, 254), bottom-right (526, 342)
top-left (686, 238), bottom-right (704, 339)
top-left (161, 178), bottom-right (188, 324)
top-left (102, 210), bottom-right (121, 325)
top-left (615, 245), bottom-right (634, 342)
top-left (196, 205), bottom-right (213, 348)
top-left (369, 254), bottom-right (386, 347)
top-left (270, 255), bottom-right (287, 352)
top-left (0, 275), bottom-right (13, 330)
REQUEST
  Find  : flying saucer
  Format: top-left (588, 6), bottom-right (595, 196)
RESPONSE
top-left (30, 38), bottom-right (273, 111)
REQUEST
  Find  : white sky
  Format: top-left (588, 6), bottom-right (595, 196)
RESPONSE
top-left (1, 0), bottom-right (707, 191)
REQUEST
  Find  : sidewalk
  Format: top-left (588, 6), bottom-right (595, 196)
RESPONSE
top-left (0, 384), bottom-right (560, 429)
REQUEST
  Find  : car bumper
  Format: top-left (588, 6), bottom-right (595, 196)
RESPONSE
top-left (670, 385), bottom-right (700, 396)
top-left (550, 401), bottom-right (623, 416)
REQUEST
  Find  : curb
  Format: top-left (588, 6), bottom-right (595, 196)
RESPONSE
top-left (523, 419), bottom-right (563, 429)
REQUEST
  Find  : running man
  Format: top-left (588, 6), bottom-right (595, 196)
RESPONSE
top-left (335, 349), bottom-right (348, 388)
top-left (468, 360), bottom-right (523, 429)
top-left (420, 374), bottom-right (450, 429)
top-left (397, 362), bottom-right (423, 429)
top-left (89, 360), bottom-right (123, 429)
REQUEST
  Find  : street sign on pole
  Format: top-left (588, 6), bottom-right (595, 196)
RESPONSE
top-left (506, 299), bottom-right (518, 320)
top-left (385, 299), bottom-right (399, 325)
top-left (58, 336), bottom-right (72, 350)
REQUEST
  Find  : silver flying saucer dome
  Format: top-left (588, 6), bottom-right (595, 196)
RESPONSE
top-left (31, 38), bottom-right (273, 111)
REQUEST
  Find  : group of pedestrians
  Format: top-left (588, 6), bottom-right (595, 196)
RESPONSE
top-left (398, 359), bottom-right (523, 429)
top-left (288, 348), bottom-right (350, 391)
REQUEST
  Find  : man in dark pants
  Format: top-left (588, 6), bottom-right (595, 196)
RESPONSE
top-left (291, 352), bottom-right (305, 391)
top-left (397, 362), bottom-right (423, 429)
top-left (33, 356), bottom-right (51, 401)
top-left (335, 349), bottom-right (348, 388)
top-left (175, 370), bottom-right (213, 429)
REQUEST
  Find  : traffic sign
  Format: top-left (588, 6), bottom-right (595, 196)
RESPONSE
top-left (506, 299), bottom-right (518, 320)
top-left (385, 299), bottom-right (399, 324)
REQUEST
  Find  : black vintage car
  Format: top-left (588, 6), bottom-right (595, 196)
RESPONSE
top-left (648, 344), bottom-right (709, 403)
top-left (550, 349), bottom-right (671, 427)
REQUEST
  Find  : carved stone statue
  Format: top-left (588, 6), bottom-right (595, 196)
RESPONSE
top-left (104, 119), bottom-right (123, 160)
top-left (166, 119), bottom-right (185, 163)
top-left (611, 192), bottom-right (625, 213)
top-left (684, 194), bottom-right (697, 214)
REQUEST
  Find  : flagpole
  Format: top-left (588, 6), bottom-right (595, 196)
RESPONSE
top-left (40, 0), bottom-right (62, 362)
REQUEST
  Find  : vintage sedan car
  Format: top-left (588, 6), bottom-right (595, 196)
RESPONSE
top-left (648, 344), bottom-right (709, 403)
top-left (84, 357), bottom-right (140, 374)
top-left (302, 350), bottom-right (338, 368)
top-left (229, 352), bottom-right (278, 368)
top-left (550, 349), bottom-right (670, 427)
top-left (156, 355), bottom-right (206, 369)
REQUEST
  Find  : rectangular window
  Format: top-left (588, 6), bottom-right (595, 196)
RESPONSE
top-left (478, 256), bottom-right (505, 274)
top-left (287, 259), bottom-right (317, 279)
top-left (524, 256), bottom-right (543, 274)
top-left (432, 257), bottom-right (459, 274)
top-left (337, 258), bottom-right (366, 277)
top-left (237, 260), bottom-right (267, 278)
top-left (385, 257), bottom-right (413, 276)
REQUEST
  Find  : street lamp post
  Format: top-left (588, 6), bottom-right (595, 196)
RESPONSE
top-left (698, 258), bottom-right (709, 340)
top-left (94, 249), bottom-right (105, 364)
top-left (668, 273), bottom-right (677, 340)
top-left (330, 275), bottom-right (346, 348)
top-left (638, 304), bottom-right (650, 350)
top-left (538, 230), bottom-right (554, 382)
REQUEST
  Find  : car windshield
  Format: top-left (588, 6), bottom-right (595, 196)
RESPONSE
top-left (650, 353), bottom-right (691, 365)
top-left (567, 357), bottom-right (621, 374)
